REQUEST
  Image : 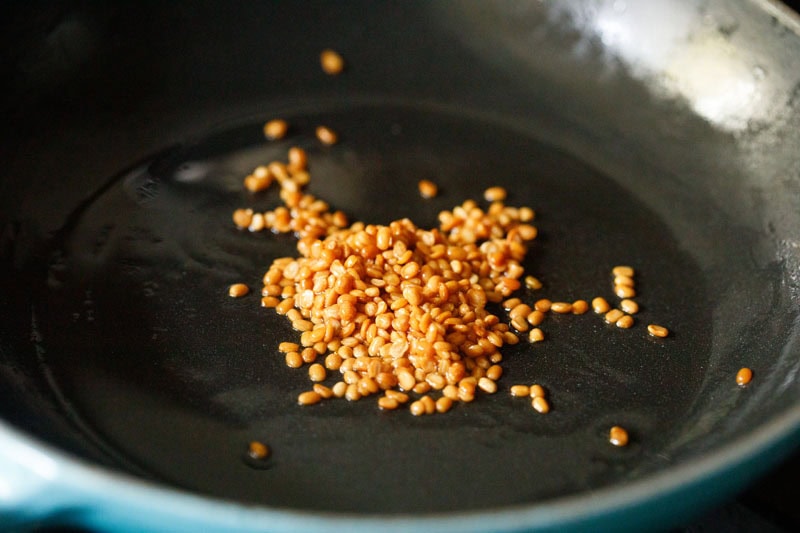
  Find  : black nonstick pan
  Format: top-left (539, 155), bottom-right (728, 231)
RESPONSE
top-left (1, 1), bottom-right (799, 531)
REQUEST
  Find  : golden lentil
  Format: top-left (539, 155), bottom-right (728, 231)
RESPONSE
top-left (609, 426), bottom-right (629, 447)
top-left (244, 174), bottom-right (272, 192)
top-left (612, 265), bottom-right (634, 277)
top-left (647, 324), bottom-right (669, 338)
top-left (420, 395), bottom-right (436, 414)
top-left (614, 275), bottom-right (635, 288)
top-left (278, 341), bottom-right (300, 353)
top-left (486, 364), bottom-right (503, 381)
top-left (261, 296), bottom-right (279, 308)
top-left (478, 376), bottom-right (498, 394)
top-left (228, 283), bottom-right (250, 298)
top-left (418, 179), bottom-right (438, 199)
top-left (529, 384), bottom-right (546, 398)
top-left (615, 314), bottom-right (634, 329)
top-left (572, 300), bottom-right (589, 315)
top-left (604, 309), bottom-right (624, 324)
top-left (308, 363), bottom-right (326, 382)
top-left (510, 384), bottom-right (530, 397)
top-left (316, 125), bottom-right (338, 145)
top-left (232, 208), bottom-right (253, 229)
top-left (313, 384), bottom-right (334, 399)
top-left (298, 390), bottom-right (322, 405)
top-left (320, 49), bottom-right (345, 75)
top-left (285, 352), bottom-right (302, 368)
top-left (736, 367), bottom-right (753, 386)
top-left (592, 296), bottom-right (610, 314)
top-left (248, 441), bottom-right (270, 460)
top-left (287, 147), bottom-right (308, 171)
top-left (524, 275), bottom-right (542, 290)
top-left (378, 396), bottom-right (399, 410)
top-left (409, 400), bottom-right (426, 416)
top-left (435, 396), bottom-right (453, 413)
top-left (614, 285), bottom-right (636, 299)
top-left (550, 302), bottom-right (573, 314)
top-left (534, 299), bottom-right (552, 312)
top-left (619, 299), bottom-right (639, 314)
top-left (529, 328), bottom-right (545, 342)
top-left (527, 310), bottom-right (546, 326)
top-left (263, 119), bottom-right (288, 140)
top-left (532, 396), bottom-right (550, 414)
top-left (332, 381), bottom-right (347, 398)
top-left (484, 186), bottom-right (507, 202)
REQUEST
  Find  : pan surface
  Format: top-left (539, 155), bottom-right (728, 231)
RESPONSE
top-left (1, 0), bottom-right (799, 531)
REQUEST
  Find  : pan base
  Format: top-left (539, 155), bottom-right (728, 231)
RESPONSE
top-left (34, 103), bottom-right (711, 513)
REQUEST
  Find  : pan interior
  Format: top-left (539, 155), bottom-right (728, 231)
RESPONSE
top-left (30, 103), bottom-right (712, 513)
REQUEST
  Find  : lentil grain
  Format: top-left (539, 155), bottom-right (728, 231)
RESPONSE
top-left (263, 119), bottom-right (288, 140)
top-left (532, 396), bottom-right (550, 414)
top-left (736, 367), bottom-right (753, 386)
top-left (418, 179), bottom-right (438, 198)
top-left (609, 426), bottom-right (629, 447)
top-left (228, 283), bottom-right (250, 298)
top-left (320, 49), bottom-right (345, 75)
top-left (316, 126), bottom-right (338, 145)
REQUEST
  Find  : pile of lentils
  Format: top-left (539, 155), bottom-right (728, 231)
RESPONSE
top-left (231, 135), bottom-right (671, 418)
top-left (234, 137), bottom-right (542, 414)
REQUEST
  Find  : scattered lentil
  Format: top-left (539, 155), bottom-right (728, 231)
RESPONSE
top-left (484, 186), bottom-right (507, 202)
top-left (614, 285), bottom-right (636, 299)
top-left (736, 367), bottom-right (753, 386)
top-left (604, 309), bottom-right (624, 324)
top-left (418, 179), bottom-right (438, 198)
top-left (263, 119), bottom-right (288, 140)
top-left (228, 283), bottom-right (250, 298)
top-left (378, 396), bottom-right (399, 410)
top-left (409, 400), bottom-right (426, 416)
top-left (510, 384), bottom-right (530, 397)
top-left (478, 377), bottom-right (498, 394)
top-left (529, 384), bottom-right (546, 398)
top-left (532, 396), bottom-right (550, 414)
top-left (316, 125), bottom-right (338, 145)
top-left (308, 363), bottom-right (326, 382)
top-left (287, 147), bottom-right (308, 171)
top-left (320, 49), bottom-right (345, 75)
top-left (619, 299), bottom-right (639, 314)
top-left (435, 396), bottom-right (453, 413)
top-left (592, 297), bottom-right (610, 314)
top-left (524, 275), bottom-right (542, 290)
top-left (647, 324), bottom-right (669, 338)
top-left (527, 310), bottom-right (546, 326)
top-left (572, 300), bottom-right (589, 315)
top-left (612, 266), bottom-right (634, 277)
top-left (247, 441), bottom-right (270, 460)
top-left (298, 391), bottom-right (322, 405)
top-left (285, 351), bottom-right (303, 368)
top-left (313, 384), bottom-right (334, 399)
top-left (615, 314), bottom-right (634, 329)
top-left (550, 302), bottom-right (573, 314)
top-left (529, 328), bottom-right (545, 342)
top-left (609, 426), bottom-right (629, 447)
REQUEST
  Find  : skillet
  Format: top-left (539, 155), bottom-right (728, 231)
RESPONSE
top-left (1, 0), bottom-right (799, 530)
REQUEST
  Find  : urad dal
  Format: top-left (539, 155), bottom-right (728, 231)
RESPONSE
top-left (234, 142), bottom-right (676, 417)
top-left (239, 147), bottom-right (539, 414)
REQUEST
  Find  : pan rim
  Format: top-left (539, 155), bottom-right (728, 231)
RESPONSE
top-left (1, 403), bottom-right (798, 531)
